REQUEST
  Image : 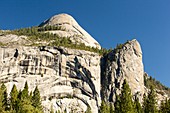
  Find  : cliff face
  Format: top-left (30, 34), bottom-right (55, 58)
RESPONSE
top-left (0, 40), bottom-right (168, 113)
top-left (0, 46), bottom-right (101, 113)
top-left (101, 39), bottom-right (144, 103)
top-left (0, 13), bottom-right (168, 113)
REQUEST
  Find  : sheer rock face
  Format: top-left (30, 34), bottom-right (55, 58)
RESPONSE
top-left (0, 46), bottom-right (101, 113)
top-left (101, 39), bottom-right (144, 102)
top-left (39, 13), bottom-right (101, 49)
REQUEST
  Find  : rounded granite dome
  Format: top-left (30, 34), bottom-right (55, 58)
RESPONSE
top-left (40, 13), bottom-right (79, 27)
top-left (39, 13), bottom-right (101, 49)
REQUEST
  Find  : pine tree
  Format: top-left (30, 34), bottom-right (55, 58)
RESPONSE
top-left (144, 86), bottom-right (158, 113)
top-left (119, 79), bottom-right (135, 113)
top-left (134, 95), bottom-right (143, 113)
top-left (0, 85), bottom-right (4, 112)
top-left (1, 83), bottom-right (8, 111)
top-left (21, 81), bottom-right (29, 99)
top-left (159, 98), bottom-right (170, 113)
top-left (10, 84), bottom-right (18, 111)
top-left (32, 86), bottom-right (43, 112)
top-left (99, 101), bottom-right (109, 113)
top-left (109, 103), bottom-right (114, 113)
top-left (18, 98), bottom-right (35, 113)
top-left (114, 94), bottom-right (121, 113)
top-left (142, 93), bottom-right (147, 112)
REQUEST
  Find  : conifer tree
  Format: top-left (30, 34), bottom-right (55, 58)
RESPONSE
top-left (109, 103), bottom-right (114, 113)
top-left (99, 101), bottom-right (109, 113)
top-left (144, 86), bottom-right (158, 113)
top-left (159, 99), bottom-right (170, 113)
top-left (114, 94), bottom-right (121, 113)
top-left (0, 85), bottom-right (4, 112)
top-left (142, 93), bottom-right (147, 112)
top-left (1, 83), bottom-right (8, 111)
top-left (119, 79), bottom-right (135, 113)
top-left (134, 95), bottom-right (143, 113)
top-left (32, 86), bottom-right (43, 112)
top-left (21, 81), bottom-right (29, 99)
top-left (10, 84), bottom-right (18, 111)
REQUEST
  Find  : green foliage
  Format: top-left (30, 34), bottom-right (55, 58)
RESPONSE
top-left (85, 106), bottom-right (92, 113)
top-left (109, 103), bottom-right (114, 113)
top-left (114, 94), bottom-right (121, 113)
top-left (10, 84), bottom-right (18, 111)
top-left (0, 82), bottom-right (43, 113)
top-left (37, 26), bottom-right (66, 32)
top-left (0, 42), bottom-right (3, 46)
top-left (4, 26), bottom-right (126, 56)
top-left (99, 101), bottom-right (110, 113)
top-left (21, 81), bottom-right (29, 99)
top-left (143, 86), bottom-right (158, 113)
top-left (6, 26), bottom-right (104, 54)
top-left (119, 79), bottom-right (135, 113)
top-left (1, 84), bottom-right (8, 111)
top-left (134, 95), bottom-right (143, 113)
top-left (159, 98), bottom-right (170, 113)
top-left (32, 86), bottom-right (43, 112)
top-left (144, 74), bottom-right (170, 96)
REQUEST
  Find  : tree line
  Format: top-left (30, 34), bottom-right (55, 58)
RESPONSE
top-left (0, 82), bottom-right (43, 113)
top-left (98, 79), bottom-right (170, 113)
top-left (3, 26), bottom-right (113, 55)
top-left (1, 80), bottom-right (170, 113)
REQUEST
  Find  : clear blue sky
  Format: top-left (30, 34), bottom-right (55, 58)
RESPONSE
top-left (1, 0), bottom-right (170, 87)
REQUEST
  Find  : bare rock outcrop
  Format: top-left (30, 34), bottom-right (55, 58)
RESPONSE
top-left (39, 13), bottom-right (101, 49)
top-left (0, 46), bottom-right (101, 113)
top-left (101, 39), bottom-right (144, 102)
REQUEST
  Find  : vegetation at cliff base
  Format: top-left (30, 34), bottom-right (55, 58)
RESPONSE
top-left (99, 79), bottom-right (170, 113)
top-left (0, 82), bottom-right (43, 113)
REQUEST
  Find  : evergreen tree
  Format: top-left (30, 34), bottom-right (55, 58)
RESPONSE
top-left (142, 93), bottom-right (147, 112)
top-left (1, 83), bottom-right (8, 111)
top-left (21, 81), bottom-right (29, 99)
top-left (99, 101), bottom-right (109, 113)
top-left (159, 99), bottom-right (170, 113)
top-left (119, 79), bottom-right (135, 113)
top-left (144, 86), bottom-right (158, 113)
top-left (18, 98), bottom-right (35, 113)
top-left (134, 95), bottom-right (143, 113)
top-left (10, 84), bottom-right (18, 111)
top-left (32, 86), bottom-right (43, 112)
top-left (0, 85), bottom-right (4, 112)
top-left (109, 103), bottom-right (114, 113)
top-left (114, 94), bottom-right (121, 113)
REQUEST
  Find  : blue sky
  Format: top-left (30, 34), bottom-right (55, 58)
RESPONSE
top-left (1, 0), bottom-right (170, 87)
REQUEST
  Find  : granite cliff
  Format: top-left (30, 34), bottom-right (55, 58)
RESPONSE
top-left (0, 13), bottom-right (168, 113)
top-left (101, 39), bottom-right (144, 103)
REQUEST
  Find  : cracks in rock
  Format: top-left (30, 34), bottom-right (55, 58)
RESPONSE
top-left (67, 56), bottom-right (99, 106)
